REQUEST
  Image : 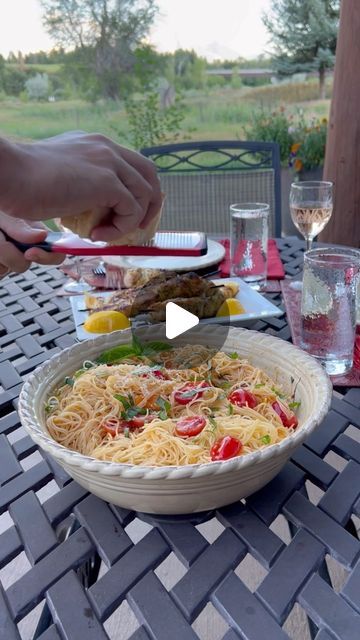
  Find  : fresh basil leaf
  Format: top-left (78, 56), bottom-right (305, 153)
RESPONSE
top-left (156, 396), bottom-right (171, 420)
top-left (125, 406), bottom-right (146, 419)
top-left (271, 386), bottom-right (286, 399)
top-left (132, 332), bottom-right (143, 355)
top-left (142, 341), bottom-right (173, 356)
top-left (114, 394), bottom-right (131, 410)
top-left (288, 401), bottom-right (301, 409)
top-left (261, 435), bottom-right (271, 444)
top-left (73, 368), bottom-right (86, 379)
top-left (220, 381), bottom-right (232, 390)
top-left (229, 352), bottom-right (239, 359)
top-left (180, 385), bottom-right (212, 399)
top-left (208, 416), bottom-right (217, 431)
top-left (83, 360), bottom-right (96, 369)
top-left (96, 344), bottom-right (136, 364)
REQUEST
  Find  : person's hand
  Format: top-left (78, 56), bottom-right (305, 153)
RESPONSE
top-left (0, 132), bottom-right (162, 243)
top-left (0, 213), bottom-right (65, 277)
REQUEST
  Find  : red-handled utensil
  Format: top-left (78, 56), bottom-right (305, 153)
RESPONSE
top-left (6, 231), bottom-right (208, 258)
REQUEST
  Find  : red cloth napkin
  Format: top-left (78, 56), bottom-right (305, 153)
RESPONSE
top-left (219, 239), bottom-right (285, 279)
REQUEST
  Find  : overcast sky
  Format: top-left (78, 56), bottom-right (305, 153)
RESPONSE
top-left (0, 0), bottom-right (273, 60)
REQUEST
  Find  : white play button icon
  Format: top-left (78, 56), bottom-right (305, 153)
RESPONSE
top-left (165, 302), bottom-right (199, 339)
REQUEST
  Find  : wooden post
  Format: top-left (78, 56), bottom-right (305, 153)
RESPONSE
top-left (320, 0), bottom-right (360, 246)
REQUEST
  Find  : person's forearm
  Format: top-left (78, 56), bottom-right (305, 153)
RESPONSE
top-left (0, 138), bottom-right (32, 217)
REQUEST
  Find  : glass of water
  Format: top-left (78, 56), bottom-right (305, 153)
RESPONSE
top-left (54, 218), bottom-right (94, 293)
top-left (300, 248), bottom-right (360, 376)
top-left (230, 203), bottom-right (269, 291)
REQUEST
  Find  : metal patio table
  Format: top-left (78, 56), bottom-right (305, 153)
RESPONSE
top-left (0, 236), bottom-right (360, 640)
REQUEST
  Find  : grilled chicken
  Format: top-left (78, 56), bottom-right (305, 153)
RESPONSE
top-left (148, 285), bottom-right (235, 322)
top-left (85, 272), bottom-right (239, 321)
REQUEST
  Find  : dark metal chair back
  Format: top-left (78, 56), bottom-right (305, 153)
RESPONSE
top-left (141, 140), bottom-right (281, 236)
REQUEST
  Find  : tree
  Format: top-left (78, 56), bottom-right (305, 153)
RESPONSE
top-left (263, 0), bottom-right (340, 98)
top-left (41, 0), bottom-right (159, 99)
top-left (0, 55), bottom-right (5, 90)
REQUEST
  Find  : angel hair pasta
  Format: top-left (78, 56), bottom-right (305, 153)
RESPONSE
top-left (45, 343), bottom-right (300, 467)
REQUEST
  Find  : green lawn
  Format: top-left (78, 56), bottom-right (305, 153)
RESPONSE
top-left (0, 98), bottom-right (127, 140)
top-left (5, 62), bottom-right (64, 74)
top-left (0, 85), bottom-right (331, 145)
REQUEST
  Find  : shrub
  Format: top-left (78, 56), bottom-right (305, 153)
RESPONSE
top-left (245, 107), bottom-right (295, 163)
top-left (3, 68), bottom-right (27, 96)
top-left (246, 107), bottom-right (328, 171)
top-left (122, 91), bottom-right (186, 150)
top-left (289, 116), bottom-right (328, 172)
top-left (25, 73), bottom-right (50, 100)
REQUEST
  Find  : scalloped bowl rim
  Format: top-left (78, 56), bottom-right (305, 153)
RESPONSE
top-left (18, 326), bottom-right (332, 480)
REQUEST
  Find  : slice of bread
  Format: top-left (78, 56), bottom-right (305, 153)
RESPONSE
top-left (61, 198), bottom-right (163, 245)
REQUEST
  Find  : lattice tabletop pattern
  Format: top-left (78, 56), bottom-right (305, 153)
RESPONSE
top-left (0, 238), bottom-right (360, 640)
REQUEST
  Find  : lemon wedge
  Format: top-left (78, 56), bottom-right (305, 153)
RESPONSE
top-left (225, 281), bottom-right (240, 296)
top-left (84, 310), bottom-right (131, 333)
top-left (216, 298), bottom-right (245, 317)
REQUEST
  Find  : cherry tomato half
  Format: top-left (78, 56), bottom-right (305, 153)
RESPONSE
top-left (210, 436), bottom-right (242, 461)
top-left (228, 389), bottom-right (258, 409)
top-left (174, 381), bottom-right (208, 405)
top-left (141, 369), bottom-right (168, 380)
top-left (101, 416), bottom-right (146, 436)
top-left (175, 416), bottom-right (206, 438)
top-left (272, 401), bottom-right (298, 429)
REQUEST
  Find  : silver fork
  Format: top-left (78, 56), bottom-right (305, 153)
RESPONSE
top-left (92, 264), bottom-right (106, 277)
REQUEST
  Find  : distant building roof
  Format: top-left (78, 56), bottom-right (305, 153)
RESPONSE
top-left (206, 68), bottom-right (274, 78)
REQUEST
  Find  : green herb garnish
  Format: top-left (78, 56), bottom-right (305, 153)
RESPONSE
top-left (180, 385), bottom-right (212, 399)
top-left (132, 332), bottom-right (143, 355)
top-left (156, 397), bottom-right (171, 420)
top-left (73, 369), bottom-right (86, 379)
top-left (271, 386), bottom-right (286, 399)
top-left (288, 401), bottom-right (301, 410)
top-left (124, 406), bottom-right (147, 419)
top-left (261, 435), bottom-right (271, 445)
top-left (229, 352), bottom-right (239, 359)
top-left (228, 403), bottom-right (234, 415)
top-left (96, 345), bottom-right (138, 364)
top-left (255, 383), bottom-right (265, 389)
top-left (142, 341), bottom-right (173, 356)
top-left (96, 335), bottom-right (172, 365)
top-left (83, 360), bottom-right (95, 369)
top-left (208, 416), bottom-right (217, 431)
top-left (114, 394), bottom-right (146, 420)
top-left (114, 394), bottom-right (131, 410)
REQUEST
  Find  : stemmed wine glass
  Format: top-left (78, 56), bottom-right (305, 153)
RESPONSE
top-left (289, 180), bottom-right (333, 290)
top-left (54, 218), bottom-right (94, 293)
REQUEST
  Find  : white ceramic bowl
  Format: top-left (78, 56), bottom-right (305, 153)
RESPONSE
top-left (19, 326), bottom-right (332, 514)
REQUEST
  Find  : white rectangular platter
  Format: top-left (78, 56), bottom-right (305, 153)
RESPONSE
top-left (70, 277), bottom-right (283, 341)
